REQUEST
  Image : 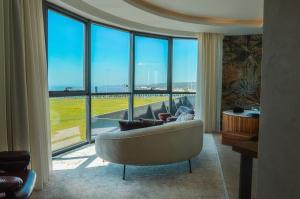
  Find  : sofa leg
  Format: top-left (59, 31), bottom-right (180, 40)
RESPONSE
top-left (123, 165), bottom-right (126, 180)
top-left (188, 160), bottom-right (192, 173)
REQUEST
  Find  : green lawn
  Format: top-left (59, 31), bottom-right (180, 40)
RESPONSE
top-left (50, 96), bottom-right (168, 147)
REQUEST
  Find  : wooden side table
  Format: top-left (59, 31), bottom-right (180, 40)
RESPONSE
top-left (229, 141), bottom-right (258, 199)
top-left (222, 110), bottom-right (259, 144)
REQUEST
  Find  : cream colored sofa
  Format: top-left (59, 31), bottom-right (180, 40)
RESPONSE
top-left (95, 119), bottom-right (203, 179)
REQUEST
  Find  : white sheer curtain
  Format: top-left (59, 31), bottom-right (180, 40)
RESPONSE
top-left (195, 33), bottom-right (223, 133)
top-left (0, 0), bottom-right (51, 189)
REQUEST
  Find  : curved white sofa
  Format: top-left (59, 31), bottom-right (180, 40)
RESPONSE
top-left (95, 120), bottom-right (203, 169)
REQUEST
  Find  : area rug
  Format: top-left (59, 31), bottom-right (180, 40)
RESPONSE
top-left (32, 134), bottom-right (227, 199)
top-left (213, 134), bottom-right (257, 199)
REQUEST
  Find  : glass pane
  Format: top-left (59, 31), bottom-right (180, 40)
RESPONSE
top-left (91, 24), bottom-right (130, 93)
top-left (171, 94), bottom-right (196, 115)
top-left (172, 39), bottom-right (198, 92)
top-left (91, 95), bottom-right (129, 138)
top-left (50, 97), bottom-right (86, 151)
top-left (134, 94), bottom-right (169, 120)
top-left (47, 10), bottom-right (85, 91)
top-left (135, 36), bottom-right (168, 90)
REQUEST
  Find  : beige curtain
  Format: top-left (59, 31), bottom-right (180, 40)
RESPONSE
top-left (195, 33), bottom-right (223, 133)
top-left (0, 0), bottom-right (51, 190)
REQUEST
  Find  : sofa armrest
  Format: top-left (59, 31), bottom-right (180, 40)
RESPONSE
top-left (0, 151), bottom-right (30, 172)
top-left (0, 151), bottom-right (30, 162)
top-left (0, 176), bottom-right (23, 193)
top-left (15, 170), bottom-right (36, 199)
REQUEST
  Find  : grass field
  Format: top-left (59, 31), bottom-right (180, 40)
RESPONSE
top-left (50, 96), bottom-right (168, 149)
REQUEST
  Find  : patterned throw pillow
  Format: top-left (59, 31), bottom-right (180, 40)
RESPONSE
top-left (176, 113), bottom-right (195, 122)
top-left (174, 106), bottom-right (195, 117)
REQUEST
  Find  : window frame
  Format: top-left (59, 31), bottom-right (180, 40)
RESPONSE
top-left (45, 4), bottom-right (91, 156)
top-left (45, 2), bottom-right (197, 156)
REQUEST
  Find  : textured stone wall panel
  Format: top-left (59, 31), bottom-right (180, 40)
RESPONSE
top-left (222, 35), bottom-right (262, 111)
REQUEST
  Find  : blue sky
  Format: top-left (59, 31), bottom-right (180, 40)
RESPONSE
top-left (91, 24), bottom-right (130, 91)
top-left (48, 10), bottom-right (197, 91)
top-left (48, 10), bottom-right (85, 90)
top-left (172, 39), bottom-right (198, 84)
top-left (135, 36), bottom-right (168, 87)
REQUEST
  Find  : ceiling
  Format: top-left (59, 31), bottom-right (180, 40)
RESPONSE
top-left (48, 0), bottom-right (264, 37)
top-left (135, 0), bottom-right (263, 20)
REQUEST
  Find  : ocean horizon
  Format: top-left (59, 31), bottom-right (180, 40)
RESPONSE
top-left (49, 82), bottom-right (196, 92)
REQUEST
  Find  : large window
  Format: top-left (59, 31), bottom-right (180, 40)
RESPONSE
top-left (171, 94), bottom-right (196, 115)
top-left (48, 10), bottom-right (85, 91)
top-left (91, 24), bottom-right (130, 93)
top-left (172, 39), bottom-right (198, 92)
top-left (134, 36), bottom-right (168, 91)
top-left (50, 97), bottom-right (87, 151)
top-left (47, 9), bottom-right (88, 153)
top-left (134, 94), bottom-right (169, 120)
top-left (91, 24), bottom-right (131, 138)
top-left (91, 95), bottom-right (129, 138)
top-left (47, 5), bottom-right (197, 153)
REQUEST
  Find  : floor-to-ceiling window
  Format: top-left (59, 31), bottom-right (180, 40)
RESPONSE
top-left (172, 39), bottom-right (197, 92)
top-left (47, 9), bottom-right (88, 151)
top-left (134, 36), bottom-right (168, 91)
top-left (133, 35), bottom-right (170, 119)
top-left (46, 4), bottom-right (197, 154)
top-left (171, 38), bottom-right (198, 114)
top-left (91, 24), bottom-right (130, 138)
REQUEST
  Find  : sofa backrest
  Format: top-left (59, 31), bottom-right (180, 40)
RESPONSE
top-left (95, 120), bottom-right (203, 165)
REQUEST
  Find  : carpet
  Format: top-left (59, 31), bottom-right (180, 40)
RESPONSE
top-left (32, 134), bottom-right (227, 199)
top-left (213, 134), bottom-right (257, 199)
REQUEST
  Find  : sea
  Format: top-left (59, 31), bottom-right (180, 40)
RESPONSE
top-left (49, 82), bottom-right (196, 92)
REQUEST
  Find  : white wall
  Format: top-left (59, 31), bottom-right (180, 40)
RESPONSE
top-left (257, 0), bottom-right (300, 198)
